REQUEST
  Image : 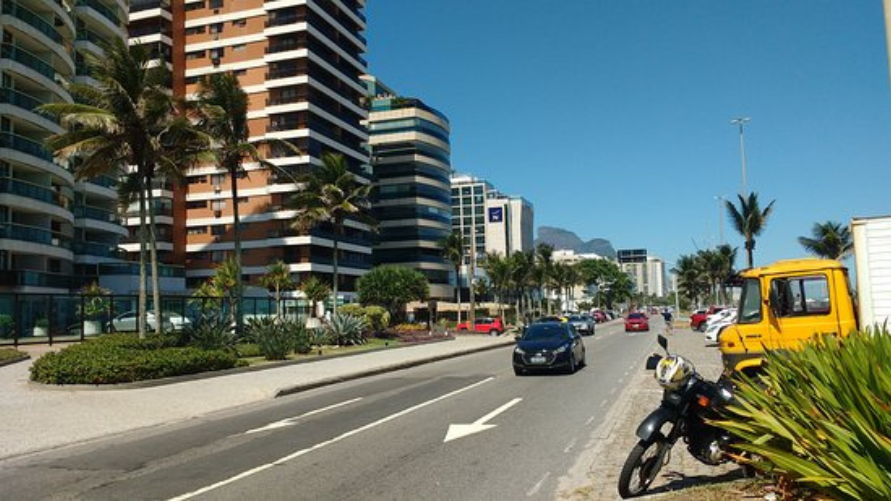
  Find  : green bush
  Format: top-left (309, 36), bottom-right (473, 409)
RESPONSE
top-left (247, 317), bottom-right (292, 360)
top-left (179, 313), bottom-right (238, 352)
top-left (29, 334), bottom-right (243, 384)
top-left (235, 343), bottom-right (261, 358)
top-left (363, 306), bottom-right (390, 332)
top-left (717, 328), bottom-right (891, 500)
top-left (325, 314), bottom-right (366, 346)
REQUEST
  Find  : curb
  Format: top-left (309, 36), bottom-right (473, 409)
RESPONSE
top-left (0, 354), bottom-right (30, 368)
top-left (274, 338), bottom-right (515, 398)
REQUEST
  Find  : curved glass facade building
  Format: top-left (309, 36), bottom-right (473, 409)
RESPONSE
top-left (363, 76), bottom-right (453, 300)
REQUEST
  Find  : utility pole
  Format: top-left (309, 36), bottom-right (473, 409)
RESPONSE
top-left (715, 195), bottom-right (726, 245)
top-left (730, 117), bottom-right (750, 197)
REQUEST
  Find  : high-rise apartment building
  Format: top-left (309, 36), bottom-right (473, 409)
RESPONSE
top-left (484, 195), bottom-right (533, 257)
top-left (0, 0), bottom-right (128, 292)
top-left (618, 249), bottom-right (666, 297)
top-left (179, 0), bottom-right (371, 298)
top-left (363, 76), bottom-right (453, 300)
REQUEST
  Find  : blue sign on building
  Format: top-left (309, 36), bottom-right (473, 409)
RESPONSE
top-left (488, 207), bottom-right (503, 223)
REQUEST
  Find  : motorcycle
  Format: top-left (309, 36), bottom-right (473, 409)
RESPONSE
top-left (617, 334), bottom-right (737, 498)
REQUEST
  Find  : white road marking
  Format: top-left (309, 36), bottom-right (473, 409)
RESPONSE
top-left (599, 400), bottom-right (608, 409)
top-left (609, 387), bottom-right (617, 396)
top-left (244, 398), bottom-right (362, 434)
top-left (563, 437), bottom-right (578, 453)
top-left (586, 415), bottom-right (597, 425)
top-left (527, 472), bottom-right (551, 496)
top-left (169, 377), bottom-right (495, 501)
top-left (444, 397), bottom-right (522, 443)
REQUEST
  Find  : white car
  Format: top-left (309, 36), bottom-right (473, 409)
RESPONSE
top-left (704, 308), bottom-right (736, 331)
top-left (704, 310), bottom-right (737, 343)
top-left (108, 311), bottom-right (191, 332)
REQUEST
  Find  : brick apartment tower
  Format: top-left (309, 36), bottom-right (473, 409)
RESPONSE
top-left (128, 0), bottom-right (372, 298)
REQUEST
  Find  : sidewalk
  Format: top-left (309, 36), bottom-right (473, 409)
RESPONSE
top-left (0, 334), bottom-right (514, 461)
top-left (563, 326), bottom-right (745, 500)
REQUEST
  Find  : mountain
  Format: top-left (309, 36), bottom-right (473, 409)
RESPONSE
top-left (534, 226), bottom-right (617, 258)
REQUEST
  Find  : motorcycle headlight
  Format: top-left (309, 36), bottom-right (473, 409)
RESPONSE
top-left (514, 346), bottom-right (525, 355)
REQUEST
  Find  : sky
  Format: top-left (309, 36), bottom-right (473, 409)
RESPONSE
top-left (364, 0), bottom-right (891, 269)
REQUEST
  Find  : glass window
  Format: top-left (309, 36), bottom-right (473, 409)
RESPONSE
top-left (770, 275), bottom-right (831, 317)
top-left (738, 278), bottom-right (762, 324)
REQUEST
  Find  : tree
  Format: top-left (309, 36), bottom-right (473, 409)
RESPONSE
top-left (798, 221), bottom-right (853, 260)
top-left (41, 39), bottom-right (209, 338)
top-left (289, 153), bottom-right (375, 316)
top-left (725, 192), bottom-right (776, 268)
top-left (508, 250), bottom-right (535, 321)
top-left (480, 252), bottom-right (511, 320)
top-left (357, 265), bottom-right (429, 323)
top-left (672, 254), bottom-right (708, 307)
top-left (300, 276), bottom-right (331, 320)
top-left (190, 71), bottom-right (288, 335)
top-left (535, 243), bottom-right (555, 314)
top-left (439, 230), bottom-right (466, 324)
top-left (259, 261), bottom-right (295, 317)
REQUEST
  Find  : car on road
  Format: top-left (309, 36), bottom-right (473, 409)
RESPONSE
top-left (533, 315), bottom-right (567, 324)
top-left (590, 311), bottom-right (607, 323)
top-left (624, 312), bottom-right (650, 332)
top-left (567, 315), bottom-right (595, 336)
top-left (456, 317), bottom-right (504, 335)
top-left (513, 322), bottom-right (586, 375)
top-left (108, 311), bottom-right (191, 333)
top-left (690, 306), bottom-right (724, 331)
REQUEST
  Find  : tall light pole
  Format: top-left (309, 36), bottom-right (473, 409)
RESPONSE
top-left (714, 195), bottom-right (727, 245)
top-left (730, 117), bottom-right (750, 197)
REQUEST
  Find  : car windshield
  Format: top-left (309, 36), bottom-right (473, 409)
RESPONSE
top-left (523, 324), bottom-right (568, 341)
top-left (628, 313), bottom-right (645, 320)
top-left (534, 316), bottom-right (562, 323)
top-left (568, 316), bottom-right (583, 322)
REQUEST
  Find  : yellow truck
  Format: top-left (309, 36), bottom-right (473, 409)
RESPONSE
top-left (719, 216), bottom-right (891, 377)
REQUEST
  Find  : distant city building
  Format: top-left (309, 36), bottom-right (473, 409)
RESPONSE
top-left (618, 249), bottom-right (666, 297)
top-left (363, 75), bottom-right (453, 301)
top-left (485, 195), bottom-right (534, 257)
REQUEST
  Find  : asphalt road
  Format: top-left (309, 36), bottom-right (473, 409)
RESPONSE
top-left (1, 318), bottom-right (663, 501)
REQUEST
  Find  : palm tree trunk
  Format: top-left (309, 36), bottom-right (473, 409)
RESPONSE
top-left (332, 230), bottom-right (339, 316)
top-left (147, 180), bottom-right (162, 336)
top-left (230, 164), bottom-right (244, 335)
top-left (137, 181), bottom-right (148, 339)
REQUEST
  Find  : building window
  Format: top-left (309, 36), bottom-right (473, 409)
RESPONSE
top-left (185, 26), bottom-right (206, 35)
top-left (210, 200), bottom-right (226, 211)
top-left (232, 44), bottom-right (246, 52)
top-left (209, 23), bottom-right (223, 34)
top-left (211, 225), bottom-right (226, 236)
top-left (188, 175), bottom-right (207, 184)
top-left (187, 226), bottom-right (208, 235)
top-left (208, 0), bottom-right (222, 8)
top-left (185, 76), bottom-right (199, 85)
top-left (211, 251), bottom-right (226, 262)
top-left (232, 19), bottom-right (246, 27)
top-left (209, 48), bottom-right (225, 59)
top-left (186, 50), bottom-right (205, 60)
top-left (186, 200), bottom-right (207, 209)
top-left (234, 69), bottom-right (247, 76)
top-left (210, 174), bottom-right (225, 185)
top-left (185, 1), bottom-right (204, 10)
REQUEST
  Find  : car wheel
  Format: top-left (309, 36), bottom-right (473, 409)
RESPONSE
top-left (566, 354), bottom-right (577, 374)
top-left (489, 329), bottom-right (499, 336)
top-left (579, 351), bottom-right (587, 368)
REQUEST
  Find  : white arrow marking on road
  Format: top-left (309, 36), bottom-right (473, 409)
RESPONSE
top-left (443, 397), bottom-right (522, 443)
top-left (245, 397), bottom-right (362, 434)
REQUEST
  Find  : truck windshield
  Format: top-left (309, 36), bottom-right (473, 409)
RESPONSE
top-left (738, 278), bottom-right (762, 324)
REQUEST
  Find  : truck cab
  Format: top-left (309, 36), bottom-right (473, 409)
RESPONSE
top-left (719, 259), bottom-right (858, 377)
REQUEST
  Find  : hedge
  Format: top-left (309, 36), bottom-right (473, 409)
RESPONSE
top-left (30, 334), bottom-right (244, 385)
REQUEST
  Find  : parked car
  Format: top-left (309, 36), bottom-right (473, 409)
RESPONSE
top-left (704, 310), bottom-right (737, 343)
top-left (513, 322), bottom-right (586, 375)
top-left (533, 315), bottom-right (567, 323)
top-left (108, 311), bottom-right (191, 333)
top-left (591, 311), bottom-right (607, 323)
top-left (567, 315), bottom-right (596, 336)
top-left (690, 306), bottom-right (724, 331)
top-left (704, 308), bottom-right (737, 332)
top-left (456, 317), bottom-right (504, 335)
top-left (625, 312), bottom-right (650, 332)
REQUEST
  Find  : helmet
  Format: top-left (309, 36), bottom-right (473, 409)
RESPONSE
top-left (655, 355), bottom-right (694, 390)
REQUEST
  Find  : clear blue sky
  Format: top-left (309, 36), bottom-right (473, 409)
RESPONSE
top-left (365, 0), bottom-right (891, 269)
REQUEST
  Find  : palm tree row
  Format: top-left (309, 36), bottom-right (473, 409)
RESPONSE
top-left (672, 245), bottom-right (738, 307)
top-left (43, 39), bottom-right (373, 336)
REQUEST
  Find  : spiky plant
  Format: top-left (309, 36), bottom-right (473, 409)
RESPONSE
top-left (325, 314), bottom-right (367, 346)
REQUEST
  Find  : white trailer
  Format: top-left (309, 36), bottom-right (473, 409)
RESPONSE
top-left (852, 216), bottom-right (891, 329)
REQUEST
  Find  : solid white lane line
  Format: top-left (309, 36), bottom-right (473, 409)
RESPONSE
top-left (169, 377), bottom-right (495, 501)
top-left (244, 398), bottom-right (363, 434)
top-left (586, 415), bottom-right (597, 425)
top-left (527, 472), bottom-right (551, 497)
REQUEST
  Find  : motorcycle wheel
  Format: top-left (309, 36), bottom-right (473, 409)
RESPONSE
top-left (617, 438), bottom-right (668, 498)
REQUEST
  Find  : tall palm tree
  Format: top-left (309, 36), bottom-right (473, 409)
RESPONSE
top-left (725, 192), bottom-right (776, 269)
top-left (481, 252), bottom-right (511, 319)
top-left (508, 251), bottom-right (535, 321)
top-left (259, 260), bottom-right (295, 317)
top-left (672, 254), bottom-right (707, 307)
top-left (289, 153), bottom-right (375, 316)
top-left (41, 39), bottom-right (209, 337)
top-left (798, 221), bottom-right (853, 260)
top-left (535, 243), bottom-right (555, 314)
top-left (190, 71), bottom-right (284, 335)
top-left (439, 230), bottom-right (466, 325)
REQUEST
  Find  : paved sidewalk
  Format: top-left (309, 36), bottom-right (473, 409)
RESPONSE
top-left (563, 327), bottom-right (745, 500)
top-left (0, 334), bottom-right (514, 461)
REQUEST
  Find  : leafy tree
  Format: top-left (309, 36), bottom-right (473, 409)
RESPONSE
top-left (798, 221), bottom-right (853, 260)
top-left (41, 39), bottom-right (210, 337)
top-left (725, 192), bottom-right (776, 268)
top-left (535, 243), bottom-right (555, 314)
top-left (576, 258), bottom-right (631, 309)
top-left (439, 230), bottom-right (466, 324)
top-left (357, 265), bottom-right (429, 323)
top-left (508, 250), bottom-right (535, 320)
top-left (480, 252), bottom-right (511, 319)
top-left (259, 261), bottom-right (295, 316)
top-left (289, 153), bottom-right (375, 316)
top-left (300, 276), bottom-right (331, 319)
top-left (193, 257), bottom-right (240, 324)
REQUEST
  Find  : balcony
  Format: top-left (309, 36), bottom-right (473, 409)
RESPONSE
top-left (0, 87), bottom-right (42, 114)
top-left (0, 178), bottom-right (70, 207)
top-left (75, 0), bottom-right (121, 26)
top-left (129, 0), bottom-right (170, 12)
top-left (72, 204), bottom-right (119, 223)
top-left (0, 43), bottom-right (55, 80)
top-left (1, 1), bottom-right (63, 44)
top-left (75, 28), bottom-right (106, 46)
top-left (73, 240), bottom-right (124, 258)
top-left (0, 270), bottom-right (72, 288)
top-left (0, 131), bottom-right (53, 163)
top-left (88, 175), bottom-right (117, 189)
top-left (0, 223), bottom-right (72, 250)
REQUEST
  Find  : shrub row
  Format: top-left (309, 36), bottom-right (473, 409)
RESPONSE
top-left (30, 334), bottom-right (244, 385)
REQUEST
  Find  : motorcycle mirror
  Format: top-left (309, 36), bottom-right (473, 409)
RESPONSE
top-left (657, 334), bottom-right (668, 352)
top-left (645, 354), bottom-right (662, 370)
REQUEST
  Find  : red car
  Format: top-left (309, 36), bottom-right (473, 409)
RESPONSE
top-left (625, 312), bottom-right (650, 332)
top-left (690, 306), bottom-right (724, 331)
top-left (591, 311), bottom-right (607, 323)
top-left (456, 317), bottom-right (504, 335)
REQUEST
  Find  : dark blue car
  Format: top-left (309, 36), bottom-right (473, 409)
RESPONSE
top-left (513, 322), bottom-right (586, 375)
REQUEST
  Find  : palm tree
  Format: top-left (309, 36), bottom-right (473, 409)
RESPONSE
top-left (190, 71), bottom-right (288, 335)
top-left (672, 254), bottom-right (707, 307)
top-left (508, 251), bottom-right (535, 321)
top-left (798, 221), bottom-right (853, 260)
top-left (439, 230), bottom-right (466, 325)
top-left (535, 243), bottom-right (555, 314)
top-left (481, 252), bottom-right (511, 320)
top-left (41, 39), bottom-right (209, 338)
top-left (289, 152), bottom-right (375, 315)
top-left (300, 276), bottom-right (331, 320)
top-left (725, 192), bottom-right (776, 268)
top-left (259, 260), bottom-right (295, 317)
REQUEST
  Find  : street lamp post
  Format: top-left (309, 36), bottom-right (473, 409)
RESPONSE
top-left (714, 195), bottom-right (727, 245)
top-left (730, 117), bottom-right (750, 197)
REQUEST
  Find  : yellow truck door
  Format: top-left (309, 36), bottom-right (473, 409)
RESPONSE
top-left (766, 273), bottom-right (839, 349)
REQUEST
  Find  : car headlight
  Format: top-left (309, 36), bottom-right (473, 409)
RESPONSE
top-left (514, 346), bottom-right (525, 355)
top-left (554, 344), bottom-right (568, 354)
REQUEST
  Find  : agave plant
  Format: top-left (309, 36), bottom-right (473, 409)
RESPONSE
top-left (247, 317), bottom-right (292, 360)
top-left (180, 312), bottom-right (238, 352)
top-left (716, 327), bottom-right (891, 501)
top-left (325, 314), bottom-right (367, 346)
